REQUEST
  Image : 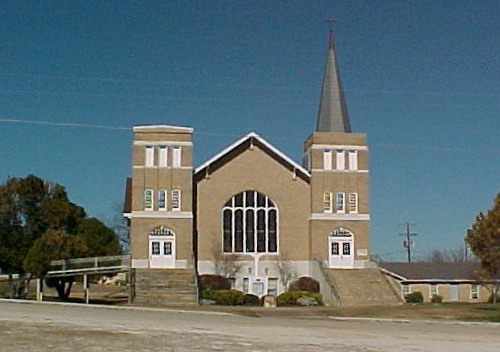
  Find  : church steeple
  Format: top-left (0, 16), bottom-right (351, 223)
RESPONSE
top-left (316, 20), bottom-right (352, 133)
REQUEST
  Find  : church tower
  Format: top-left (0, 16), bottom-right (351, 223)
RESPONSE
top-left (304, 26), bottom-right (371, 269)
top-left (126, 125), bottom-right (197, 305)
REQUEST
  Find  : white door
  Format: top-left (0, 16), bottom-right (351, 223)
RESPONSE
top-left (149, 234), bottom-right (175, 268)
top-left (329, 235), bottom-right (354, 268)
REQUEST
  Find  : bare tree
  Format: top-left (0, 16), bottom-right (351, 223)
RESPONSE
top-left (104, 201), bottom-right (130, 253)
top-left (426, 248), bottom-right (466, 263)
top-left (275, 252), bottom-right (295, 292)
top-left (211, 240), bottom-right (241, 278)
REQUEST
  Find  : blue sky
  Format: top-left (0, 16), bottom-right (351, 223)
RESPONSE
top-left (1, 1), bottom-right (498, 261)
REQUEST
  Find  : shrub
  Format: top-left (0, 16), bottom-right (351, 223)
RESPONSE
top-left (243, 294), bottom-right (261, 306)
top-left (289, 276), bottom-right (320, 293)
top-left (404, 291), bottom-right (424, 303)
top-left (277, 291), bottom-right (323, 306)
top-left (430, 294), bottom-right (443, 304)
top-left (200, 289), bottom-right (244, 305)
top-left (198, 275), bottom-right (231, 291)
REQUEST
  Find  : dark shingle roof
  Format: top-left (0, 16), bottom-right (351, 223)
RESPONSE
top-left (316, 30), bottom-right (351, 133)
top-left (380, 262), bottom-right (482, 281)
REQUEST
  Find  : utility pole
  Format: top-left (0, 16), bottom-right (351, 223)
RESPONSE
top-left (399, 222), bottom-right (417, 263)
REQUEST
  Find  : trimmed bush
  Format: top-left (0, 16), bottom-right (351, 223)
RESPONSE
top-left (404, 291), bottom-right (424, 303)
top-left (200, 289), bottom-right (244, 305)
top-left (277, 291), bottom-right (323, 306)
top-left (289, 276), bottom-right (320, 293)
top-left (430, 294), bottom-right (443, 304)
top-left (198, 275), bottom-right (231, 291)
top-left (243, 294), bottom-right (261, 306)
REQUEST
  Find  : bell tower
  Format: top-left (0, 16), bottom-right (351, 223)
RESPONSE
top-left (129, 125), bottom-right (194, 270)
top-left (305, 23), bottom-right (370, 268)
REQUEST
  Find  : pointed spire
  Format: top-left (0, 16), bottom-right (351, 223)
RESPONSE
top-left (316, 18), bottom-right (352, 133)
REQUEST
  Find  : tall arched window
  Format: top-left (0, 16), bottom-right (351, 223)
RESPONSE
top-left (222, 190), bottom-right (278, 253)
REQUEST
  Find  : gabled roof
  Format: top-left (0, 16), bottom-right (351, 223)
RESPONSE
top-left (194, 132), bottom-right (310, 183)
top-left (316, 29), bottom-right (352, 133)
top-left (380, 262), bottom-right (483, 282)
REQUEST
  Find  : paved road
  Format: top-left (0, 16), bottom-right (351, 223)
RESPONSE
top-left (1, 300), bottom-right (499, 351)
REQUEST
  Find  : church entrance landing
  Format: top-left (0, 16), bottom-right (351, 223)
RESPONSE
top-left (149, 227), bottom-right (175, 268)
top-left (328, 228), bottom-right (354, 268)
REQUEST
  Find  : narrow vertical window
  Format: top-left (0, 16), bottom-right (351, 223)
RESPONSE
top-left (171, 190), bottom-right (181, 211)
top-left (268, 209), bottom-right (277, 252)
top-left (144, 189), bottom-right (153, 210)
top-left (158, 189), bottom-right (167, 210)
top-left (336, 192), bottom-right (345, 213)
top-left (151, 241), bottom-right (160, 255)
top-left (429, 284), bottom-right (438, 298)
top-left (223, 210), bottom-right (232, 252)
top-left (245, 209), bottom-right (255, 252)
top-left (245, 191), bottom-right (255, 207)
top-left (164, 242), bottom-right (172, 255)
top-left (348, 150), bottom-right (358, 170)
top-left (145, 146), bottom-right (154, 167)
top-left (159, 146), bottom-right (168, 168)
top-left (336, 150), bottom-right (345, 170)
top-left (257, 192), bottom-right (266, 207)
top-left (234, 210), bottom-right (243, 252)
top-left (343, 242), bottom-right (351, 255)
top-left (257, 209), bottom-right (266, 252)
top-left (323, 192), bottom-right (332, 213)
top-left (323, 150), bottom-right (332, 170)
top-left (470, 284), bottom-right (479, 299)
top-left (234, 192), bottom-right (243, 207)
top-left (331, 242), bottom-right (339, 255)
top-left (402, 284), bottom-right (410, 297)
top-left (172, 147), bottom-right (181, 168)
top-left (348, 192), bottom-right (358, 214)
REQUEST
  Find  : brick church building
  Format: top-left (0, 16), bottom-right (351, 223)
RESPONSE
top-left (124, 29), bottom-right (399, 306)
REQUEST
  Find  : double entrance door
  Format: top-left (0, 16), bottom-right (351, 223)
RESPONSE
top-left (149, 229), bottom-right (175, 268)
top-left (328, 234), bottom-right (354, 268)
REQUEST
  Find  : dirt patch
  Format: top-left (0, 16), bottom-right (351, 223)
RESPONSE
top-left (2, 280), bottom-right (500, 322)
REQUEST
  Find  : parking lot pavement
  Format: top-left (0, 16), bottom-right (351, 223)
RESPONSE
top-left (1, 300), bottom-right (500, 351)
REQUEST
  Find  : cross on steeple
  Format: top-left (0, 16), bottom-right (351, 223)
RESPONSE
top-left (326, 17), bottom-right (336, 49)
top-left (326, 16), bottom-right (336, 30)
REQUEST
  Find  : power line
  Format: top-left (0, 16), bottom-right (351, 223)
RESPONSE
top-left (0, 118), bottom-right (130, 131)
top-left (399, 222), bottom-right (418, 263)
top-left (1, 117), bottom-right (499, 155)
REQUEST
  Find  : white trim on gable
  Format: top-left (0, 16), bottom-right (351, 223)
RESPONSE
top-left (311, 144), bottom-right (368, 151)
top-left (133, 125), bottom-right (193, 133)
top-left (134, 141), bottom-right (193, 147)
top-left (194, 131), bottom-right (310, 177)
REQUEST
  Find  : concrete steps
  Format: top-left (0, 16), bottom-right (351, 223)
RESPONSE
top-left (134, 268), bottom-right (198, 306)
top-left (325, 268), bottom-right (401, 307)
